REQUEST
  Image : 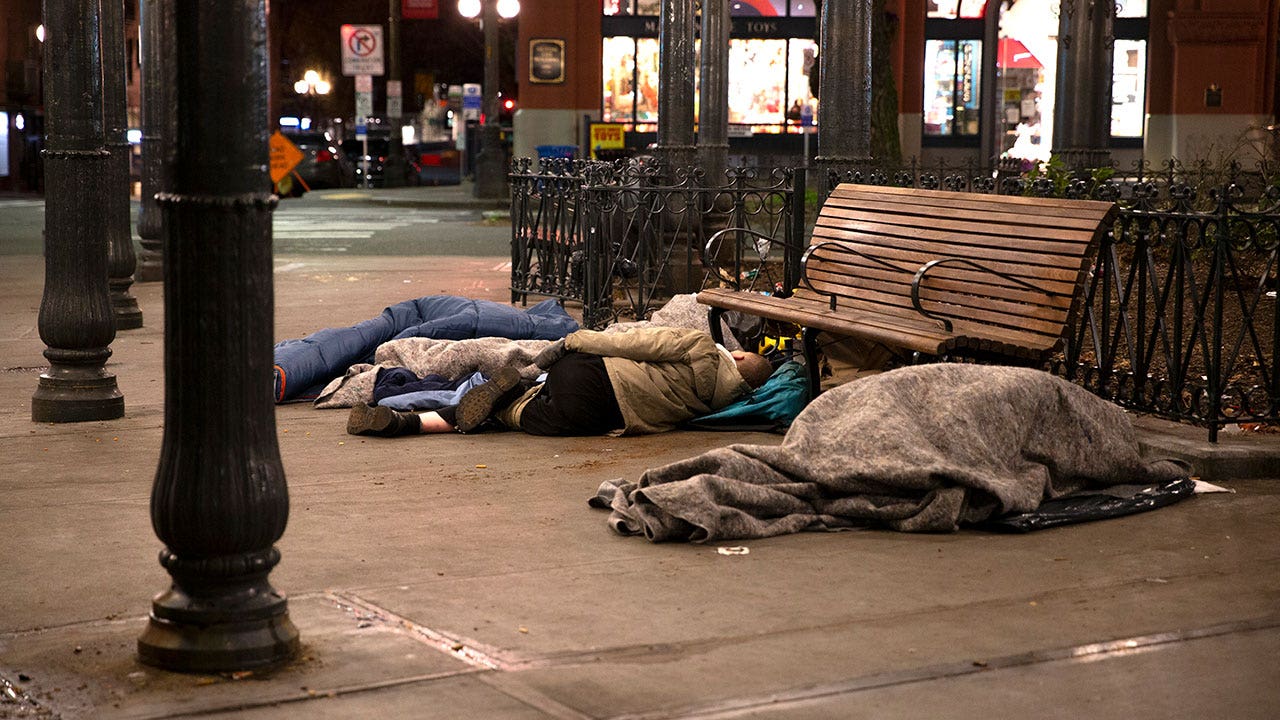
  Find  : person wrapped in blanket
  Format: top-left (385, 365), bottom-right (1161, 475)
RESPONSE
top-left (346, 326), bottom-right (774, 437)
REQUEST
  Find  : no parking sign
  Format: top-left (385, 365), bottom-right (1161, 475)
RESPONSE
top-left (341, 24), bottom-right (384, 77)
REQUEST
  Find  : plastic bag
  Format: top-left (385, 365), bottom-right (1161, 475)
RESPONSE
top-left (978, 477), bottom-right (1197, 533)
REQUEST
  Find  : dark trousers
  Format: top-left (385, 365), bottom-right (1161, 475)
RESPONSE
top-left (519, 352), bottom-right (625, 436)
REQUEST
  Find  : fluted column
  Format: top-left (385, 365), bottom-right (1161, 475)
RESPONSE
top-left (1051, 0), bottom-right (1114, 170)
top-left (136, 0), bottom-right (175, 282)
top-left (137, 0), bottom-right (299, 672)
top-left (657, 0), bottom-right (696, 172)
top-left (102, 0), bottom-right (142, 328)
top-left (815, 0), bottom-right (872, 194)
top-left (32, 0), bottom-right (125, 423)
top-left (697, 0), bottom-right (730, 183)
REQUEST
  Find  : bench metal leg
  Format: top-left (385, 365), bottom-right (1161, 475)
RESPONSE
top-left (707, 306), bottom-right (727, 346)
top-left (802, 327), bottom-right (821, 402)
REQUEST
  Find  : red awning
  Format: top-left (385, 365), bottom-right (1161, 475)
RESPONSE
top-left (998, 38), bottom-right (1042, 69)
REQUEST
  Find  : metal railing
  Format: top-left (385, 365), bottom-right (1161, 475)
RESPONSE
top-left (510, 156), bottom-right (804, 329)
top-left (826, 158), bottom-right (1279, 441)
top-left (510, 155), bottom-right (1276, 440)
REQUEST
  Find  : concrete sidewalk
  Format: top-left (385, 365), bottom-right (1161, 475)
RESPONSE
top-left (2, 243), bottom-right (1279, 718)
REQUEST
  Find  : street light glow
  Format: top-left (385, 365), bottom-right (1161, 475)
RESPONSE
top-left (35, 24), bottom-right (44, 42)
top-left (314, 80), bottom-right (331, 95)
top-left (497, 0), bottom-right (521, 18)
top-left (304, 69), bottom-right (320, 84)
top-left (457, 0), bottom-right (481, 18)
top-left (294, 79), bottom-right (309, 95)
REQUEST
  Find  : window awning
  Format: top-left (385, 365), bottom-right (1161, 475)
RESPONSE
top-left (998, 38), bottom-right (1042, 69)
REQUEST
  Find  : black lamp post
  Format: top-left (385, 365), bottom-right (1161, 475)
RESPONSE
top-left (137, 0), bottom-right (299, 672)
top-left (33, 0), bottom-right (125, 423)
top-left (458, 0), bottom-right (518, 199)
top-left (103, 0), bottom-right (142, 330)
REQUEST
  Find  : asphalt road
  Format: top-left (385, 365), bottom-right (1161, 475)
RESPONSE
top-left (0, 194), bottom-right (511, 257)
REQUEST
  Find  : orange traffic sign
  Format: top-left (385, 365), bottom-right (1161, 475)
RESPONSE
top-left (269, 131), bottom-right (305, 184)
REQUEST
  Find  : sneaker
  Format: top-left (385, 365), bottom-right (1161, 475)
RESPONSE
top-left (455, 366), bottom-right (522, 433)
top-left (347, 403), bottom-right (420, 437)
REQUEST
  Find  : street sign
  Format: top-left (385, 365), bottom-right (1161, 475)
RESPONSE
top-left (387, 80), bottom-right (402, 120)
top-left (268, 131), bottom-right (304, 184)
top-left (355, 73), bottom-right (373, 126)
top-left (341, 24), bottom-right (384, 77)
top-left (462, 82), bottom-right (481, 120)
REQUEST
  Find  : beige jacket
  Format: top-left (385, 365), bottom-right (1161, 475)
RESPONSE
top-left (563, 326), bottom-right (750, 434)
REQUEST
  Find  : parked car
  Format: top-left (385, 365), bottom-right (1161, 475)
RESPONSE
top-left (405, 140), bottom-right (461, 186)
top-left (281, 131), bottom-right (353, 196)
top-left (340, 136), bottom-right (417, 188)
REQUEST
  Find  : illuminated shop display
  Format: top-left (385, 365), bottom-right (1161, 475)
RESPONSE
top-left (927, 0), bottom-right (1148, 155)
top-left (923, 39), bottom-right (982, 137)
top-left (601, 1), bottom-right (819, 134)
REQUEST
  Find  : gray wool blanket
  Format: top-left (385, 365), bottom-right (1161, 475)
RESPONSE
top-left (592, 364), bottom-right (1189, 540)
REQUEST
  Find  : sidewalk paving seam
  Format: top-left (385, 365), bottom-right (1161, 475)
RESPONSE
top-left (325, 591), bottom-right (505, 671)
top-left (603, 614), bottom-right (1280, 720)
top-left (125, 667), bottom-right (486, 720)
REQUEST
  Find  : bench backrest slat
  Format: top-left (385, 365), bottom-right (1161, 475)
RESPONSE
top-left (805, 184), bottom-right (1117, 352)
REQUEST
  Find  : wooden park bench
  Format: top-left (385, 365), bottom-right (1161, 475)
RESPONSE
top-left (697, 183), bottom-right (1119, 396)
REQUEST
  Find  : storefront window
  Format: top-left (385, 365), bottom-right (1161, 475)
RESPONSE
top-left (1116, 0), bottom-right (1147, 18)
top-left (606, 0), bottom-right (814, 17)
top-left (731, 0), bottom-right (785, 15)
top-left (635, 38), bottom-right (660, 124)
top-left (923, 39), bottom-right (982, 136)
top-left (1111, 39), bottom-right (1146, 137)
top-left (601, 37), bottom-right (636, 124)
top-left (602, 0), bottom-right (660, 15)
top-left (727, 39), bottom-right (788, 128)
top-left (996, 0), bottom-right (1055, 160)
top-left (927, 0), bottom-right (987, 20)
top-left (789, 1), bottom-right (816, 17)
top-left (787, 40), bottom-right (818, 129)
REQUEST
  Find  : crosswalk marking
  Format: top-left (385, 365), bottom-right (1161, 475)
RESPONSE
top-left (0, 200), bottom-right (45, 209)
top-left (272, 206), bottom-right (443, 241)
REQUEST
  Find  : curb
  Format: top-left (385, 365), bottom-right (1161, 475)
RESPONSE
top-left (1133, 414), bottom-right (1280, 482)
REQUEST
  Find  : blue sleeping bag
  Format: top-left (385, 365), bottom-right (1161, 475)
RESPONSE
top-left (273, 295), bottom-right (579, 402)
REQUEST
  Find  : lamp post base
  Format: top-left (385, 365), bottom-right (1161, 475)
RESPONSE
top-left (31, 368), bottom-right (124, 423)
top-left (138, 573), bottom-right (300, 673)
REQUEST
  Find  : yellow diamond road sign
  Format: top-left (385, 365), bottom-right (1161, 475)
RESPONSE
top-left (269, 131), bottom-right (305, 184)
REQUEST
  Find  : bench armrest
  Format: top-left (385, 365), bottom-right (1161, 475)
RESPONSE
top-left (910, 257), bottom-right (1061, 333)
top-left (704, 226), bottom-right (802, 292)
top-left (800, 241), bottom-right (920, 309)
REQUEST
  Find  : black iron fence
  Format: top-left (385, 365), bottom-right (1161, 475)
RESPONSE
top-left (511, 156), bottom-right (1278, 440)
top-left (826, 158), bottom-right (1278, 441)
top-left (509, 157), bottom-right (804, 328)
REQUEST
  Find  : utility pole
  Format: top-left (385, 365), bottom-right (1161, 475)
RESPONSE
top-left (383, 0), bottom-right (407, 187)
top-left (473, 0), bottom-right (507, 198)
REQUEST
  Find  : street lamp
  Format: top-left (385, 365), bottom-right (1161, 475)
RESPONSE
top-left (458, 0), bottom-right (519, 198)
top-left (293, 69), bottom-right (330, 131)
